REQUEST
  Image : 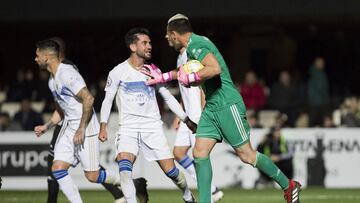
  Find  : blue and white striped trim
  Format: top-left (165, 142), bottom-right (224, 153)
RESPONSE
top-left (166, 167), bottom-right (180, 179)
top-left (118, 159), bottom-right (133, 172)
top-left (179, 156), bottom-right (194, 169)
top-left (96, 169), bottom-right (107, 183)
top-left (230, 104), bottom-right (247, 142)
top-left (52, 169), bottom-right (68, 180)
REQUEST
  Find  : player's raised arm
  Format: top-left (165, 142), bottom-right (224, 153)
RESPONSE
top-left (74, 87), bottom-right (94, 145)
top-left (193, 53), bottom-right (221, 81)
top-left (158, 86), bottom-right (197, 133)
top-left (177, 53), bottom-right (221, 87)
top-left (34, 109), bottom-right (62, 137)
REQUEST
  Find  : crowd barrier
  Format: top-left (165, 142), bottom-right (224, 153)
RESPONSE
top-left (1, 127), bottom-right (359, 190)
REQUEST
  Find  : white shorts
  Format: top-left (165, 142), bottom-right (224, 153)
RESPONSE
top-left (115, 130), bottom-right (174, 162)
top-left (174, 122), bottom-right (195, 147)
top-left (54, 121), bottom-right (100, 171)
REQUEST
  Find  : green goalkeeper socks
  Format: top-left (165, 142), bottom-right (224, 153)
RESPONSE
top-left (255, 152), bottom-right (289, 190)
top-left (194, 156), bottom-right (212, 203)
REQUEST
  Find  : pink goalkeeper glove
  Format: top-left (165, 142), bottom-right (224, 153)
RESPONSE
top-left (140, 64), bottom-right (173, 85)
top-left (177, 65), bottom-right (201, 87)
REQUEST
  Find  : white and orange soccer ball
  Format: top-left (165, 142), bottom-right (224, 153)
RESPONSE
top-left (181, 60), bottom-right (204, 74)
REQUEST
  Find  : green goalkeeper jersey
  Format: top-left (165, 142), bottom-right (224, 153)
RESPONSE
top-left (186, 33), bottom-right (246, 112)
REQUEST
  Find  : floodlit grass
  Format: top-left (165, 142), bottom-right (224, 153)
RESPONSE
top-left (0, 188), bottom-right (359, 203)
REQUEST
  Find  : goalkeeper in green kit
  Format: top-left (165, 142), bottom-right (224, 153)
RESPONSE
top-left (141, 14), bottom-right (301, 203)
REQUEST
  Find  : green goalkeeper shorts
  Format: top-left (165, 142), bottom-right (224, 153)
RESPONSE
top-left (196, 102), bottom-right (250, 148)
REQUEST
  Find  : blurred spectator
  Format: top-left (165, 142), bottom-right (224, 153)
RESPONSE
top-left (7, 69), bottom-right (37, 101)
top-left (268, 70), bottom-right (302, 126)
top-left (34, 69), bottom-right (55, 113)
top-left (307, 57), bottom-right (330, 127)
top-left (247, 111), bottom-right (263, 128)
top-left (42, 101), bottom-right (57, 113)
top-left (7, 69), bottom-right (27, 101)
top-left (0, 112), bottom-right (21, 131)
top-left (238, 71), bottom-right (267, 111)
top-left (256, 125), bottom-right (294, 188)
top-left (0, 112), bottom-right (11, 131)
top-left (341, 96), bottom-right (360, 127)
top-left (274, 112), bottom-right (289, 128)
top-left (322, 115), bottom-right (336, 128)
top-left (294, 110), bottom-right (309, 128)
top-left (34, 69), bottom-right (52, 102)
top-left (24, 68), bottom-right (36, 95)
top-left (13, 98), bottom-right (44, 131)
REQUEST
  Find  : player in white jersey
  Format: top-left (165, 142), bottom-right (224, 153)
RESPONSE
top-left (99, 27), bottom-right (197, 203)
top-left (173, 48), bottom-right (224, 202)
top-left (34, 39), bottom-right (122, 203)
top-left (42, 37), bottom-right (148, 203)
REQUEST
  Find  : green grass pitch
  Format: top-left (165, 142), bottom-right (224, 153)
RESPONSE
top-left (0, 188), bottom-right (359, 203)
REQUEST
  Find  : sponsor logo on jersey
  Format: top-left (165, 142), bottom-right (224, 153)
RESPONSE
top-left (119, 81), bottom-right (155, 106)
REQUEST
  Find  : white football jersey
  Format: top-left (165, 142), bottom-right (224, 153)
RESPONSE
top-left (48, 63), bottom-right (99, 135)
top-left (177, 51), bottom-right (202, 124)
top-left (105, 60), bottom-right (163, 131)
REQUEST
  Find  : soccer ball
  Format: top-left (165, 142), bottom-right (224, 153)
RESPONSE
top-left (182, 60), bottom-right (204, 74)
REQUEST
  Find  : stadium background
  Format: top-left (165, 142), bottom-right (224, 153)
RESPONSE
top-left (1, 0), bottom-right (360, 202)
top-left (1, 0), bottom-right (360, 96)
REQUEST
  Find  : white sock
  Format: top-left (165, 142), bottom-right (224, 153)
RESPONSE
top-left (96, 169), bottom-right (121, 185)
top-left (166, 167), bottom-right (192, 201)
top-left (52, 170), bottom-right (82, 203)
top-left (118, 160), bottom-right (136, 203)
top-left (178, 156), bottom-right (197, 181)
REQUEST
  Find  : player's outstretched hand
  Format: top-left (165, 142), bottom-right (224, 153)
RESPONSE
top-left (99, 129), bottom-right (108, 142)
top-left (140, 64), bottom-right (164, 85)
top-left (74, 128), bottom-right (85, 147)
top-left (34, 125), bottom-right (47, 137)
top-left (184, 116), bottom-right (197, 134)
top-left (141, 63), bottom-right (174, 85)
top-left (140, 63), bottom-right (162, 77)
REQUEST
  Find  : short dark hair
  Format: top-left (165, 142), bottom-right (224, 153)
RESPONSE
top-left (167, 19), bottom-right (192, 34)
top-left (49, 37), bottom-right (66, 57)
top-left (36, 39), bottom-right (60, 57)
top-left (124, 27), bottom-right (150, 50)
